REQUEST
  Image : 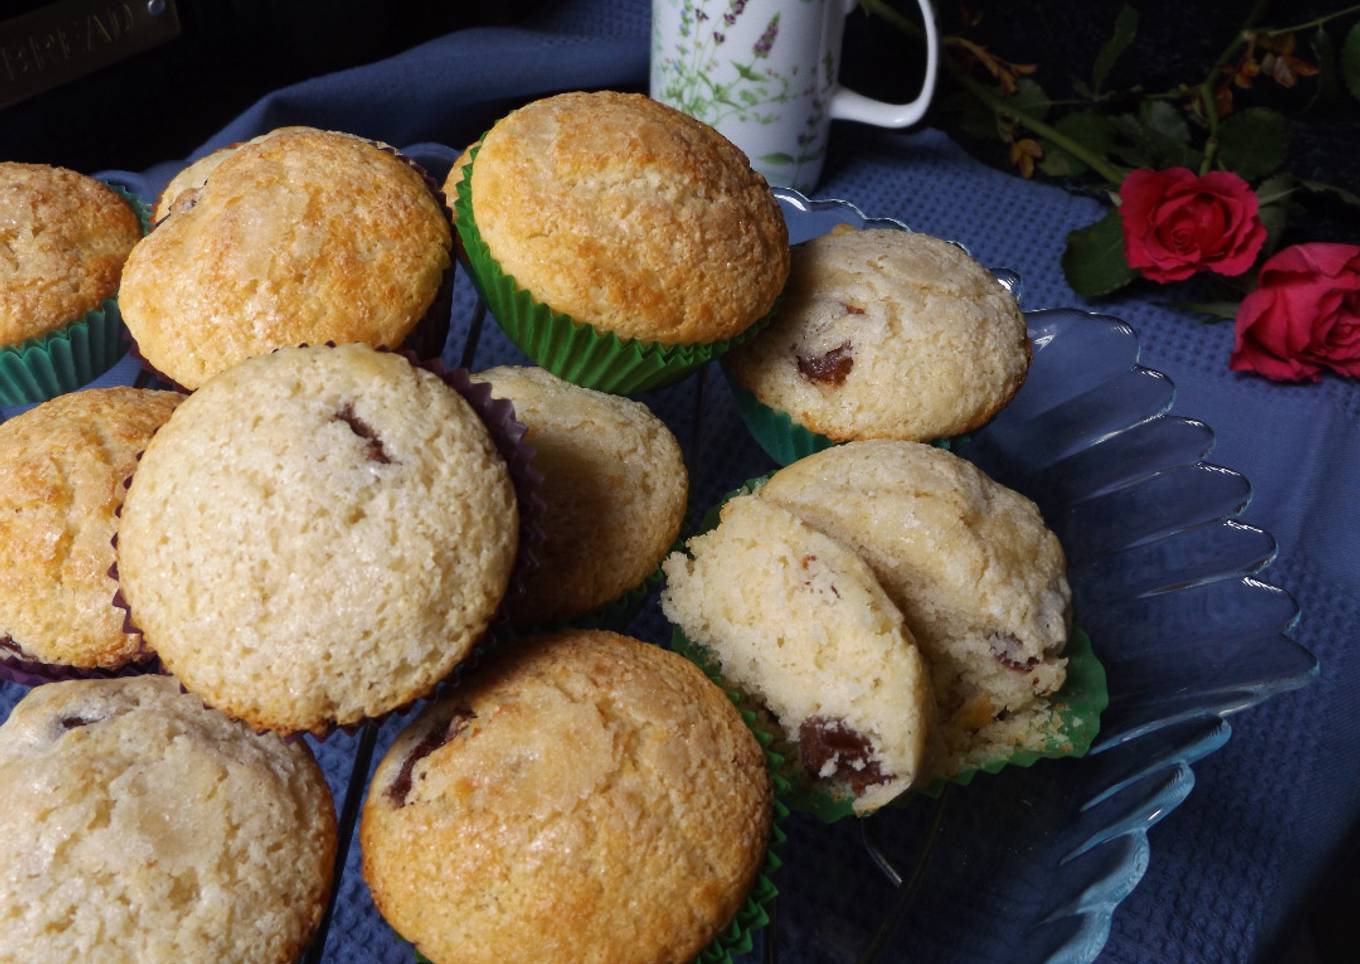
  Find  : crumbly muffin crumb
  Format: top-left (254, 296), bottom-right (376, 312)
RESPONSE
top-left (757, 441), bottom-right (1071, 777)
top-left (662, 495), bottom-right (932, 813)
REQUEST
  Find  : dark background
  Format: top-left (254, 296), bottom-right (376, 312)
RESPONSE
top-left (1, 1), bottom-right (1355, 960)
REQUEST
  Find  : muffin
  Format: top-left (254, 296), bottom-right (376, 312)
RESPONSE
top-left (115, 345), bottom-right (518, 734)
top-left (455, 90), bottom-right (789, 393)
top-left (0, 387), bottom-right (182, 671)
top-left (0, 163), bottom-right (144, 403)
top-left (361, 629), bottom-right (772, 964)
top-left (757, 441), bottom-right (1071, 777)
top-left (0, 675), bottom-right (336, 962)
top-left (725, 228), bottom-right (1029, 456)
top-left (120, 126), bottom-right (452, 389)
top-left (662, 495), bottom-right (932, 814)
top-left (152, 128), bottom-right (305, 222)
top-left (473, 365), bottom-right (687, 627)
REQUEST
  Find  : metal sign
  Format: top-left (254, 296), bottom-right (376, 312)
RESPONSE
top-left (0, 0), bottom-right (181, 109)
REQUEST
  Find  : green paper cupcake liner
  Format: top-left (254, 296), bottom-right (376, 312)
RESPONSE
top-left (666, 473), bottom-right (1108, 821)
top-left (687, 658), bottom-right (789, 964)
top-left (108, 183), bottom-right (154, 237)
top-left (914, 623), bottom-right (1107, 798)
top-left (454, 144), bottom-right (779, 396)
top-left (723, 367), bottom-right (967, 467)
top-left (0, 298), bottom-right (125, 405)
top-left (0, 184), bottom-right (151, 406)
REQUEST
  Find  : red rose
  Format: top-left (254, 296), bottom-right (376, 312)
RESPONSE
top-left (1119, 168), bottom-right (1266, 283)
top-left (1230, 243), bottom-right (1360, 382)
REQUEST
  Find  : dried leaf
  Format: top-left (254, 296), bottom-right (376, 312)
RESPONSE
top-left (1009, 138), bottom-right (1043, 178)
top-left (1259, 32), bottom-right (1319, 89)
top-left (1231, 55), bottom-right (1262, 89)
top-left (948, 37), bottom-right (1036, 96)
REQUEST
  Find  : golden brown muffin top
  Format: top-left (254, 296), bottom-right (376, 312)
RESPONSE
top-left (120, 127), bottom-right (452, 389)
top-left (361, 629), bottom-right (773, 964)
top-left (470, 91), bottom-right (789, 345)
top-left (0, 162), bottom-right (142, 345)
top-left (152, 128), bottom-right (316, 222)
top-left (0, 387), bottom-right (182, 669)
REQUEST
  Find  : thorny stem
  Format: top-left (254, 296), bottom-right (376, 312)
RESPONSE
top-left (1257, 3), bottom-right (1360, 35)
top-left (1255, 187), bottom-right (1299, 206)
top-left (861, 0), bottom-right (1126, 184)
top-left (1199, 0), bottom-right (1272, 173)
top-left (858, 0), bottom-right (920, 37)
top-left (946, 59), bottom-right (1129, 185)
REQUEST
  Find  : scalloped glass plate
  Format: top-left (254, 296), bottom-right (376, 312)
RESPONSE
top-left (0, 162), bottom-right (1317, 964)
top-left (746, 187), bottom-right (1317, 963)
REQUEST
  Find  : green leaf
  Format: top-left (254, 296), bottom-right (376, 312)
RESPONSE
top-left (1343, 21), bottom-right (1360, 102)
top-left (1138, 100), bottom-right (1190, 144)
top-left (1038, 146), bottom-right (1086, 178)
top-left (1310, 26), bottom-right (1339, 107)
top-left (1062, 209), bottom-right (1135, 297)
top-left (1109, 110), bottom-right (1200, 169)
top-left (1255, 173), bottom-right (1294, 256)
top-left (1038, 110), bottom-right (1116, 177)
top-left (1092, 4), bottom-right (1139, 95)
top-left (757, 152), bottom-right (796, 166)
top-left (1180, 301), bottom-right (1241, 322)
top-left (1109, 141), bottom-right (1153, 169)
top-left (941, 88), bottom-right (1001, 141)
top-left (1217, 107), bottom-right (1289, 179)
top-left (1296, 177), bottom-right (1360, 210)
top-left (1007, 77), bottom-right (1051, 120)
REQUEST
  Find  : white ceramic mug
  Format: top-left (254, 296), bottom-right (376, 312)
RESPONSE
top-left (650, 0), bottom-right (939, 193)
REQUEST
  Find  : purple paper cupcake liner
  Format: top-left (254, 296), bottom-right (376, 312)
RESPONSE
top-left (0, 444), bottom-right (166, 688)
top-left (0, 638), bottom-right (160, 688)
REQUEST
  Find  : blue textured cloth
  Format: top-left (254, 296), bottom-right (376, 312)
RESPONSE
top-left (3, 1), bottom-right (1352, 961)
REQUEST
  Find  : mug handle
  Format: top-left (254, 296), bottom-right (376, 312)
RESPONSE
top-left (829, 0), bottom-right (939, 128)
